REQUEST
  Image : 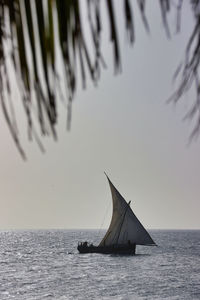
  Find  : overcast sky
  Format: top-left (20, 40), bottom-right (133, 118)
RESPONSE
top-left (0, 1), bottom-right (199, 230)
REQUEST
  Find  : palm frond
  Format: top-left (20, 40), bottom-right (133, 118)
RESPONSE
top-left (0, 0), bottom-right (200, 157)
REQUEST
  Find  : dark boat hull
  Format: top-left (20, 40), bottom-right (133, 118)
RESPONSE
top-left (77, 244), bottom-right (136, 255)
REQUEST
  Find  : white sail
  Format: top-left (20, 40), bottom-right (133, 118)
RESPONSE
top-left (99, 175), bottom-right (156, 246)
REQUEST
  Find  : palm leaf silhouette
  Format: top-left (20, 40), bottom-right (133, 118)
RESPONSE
top-left (0, 0), bottom-right (200, 158)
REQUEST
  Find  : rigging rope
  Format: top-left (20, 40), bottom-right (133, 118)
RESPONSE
top-left (95, 200), bottom-right (111, 244)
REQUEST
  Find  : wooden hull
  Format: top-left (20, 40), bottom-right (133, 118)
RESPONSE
top-left (77, 244), bottom-right (136, 255)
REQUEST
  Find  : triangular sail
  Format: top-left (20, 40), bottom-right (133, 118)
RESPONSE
top-left (99, 175), bottom-right (156, 246)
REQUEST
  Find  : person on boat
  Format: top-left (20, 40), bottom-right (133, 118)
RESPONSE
top-left (128, 240), bottom-right (136, 249)
top-left (83, 241), bottom-right (88, 247)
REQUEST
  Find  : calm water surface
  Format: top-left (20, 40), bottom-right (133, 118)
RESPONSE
top-left (0, 230), bottom-right (199, 300)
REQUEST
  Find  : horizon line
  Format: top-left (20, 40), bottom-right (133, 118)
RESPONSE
top-left (0, 227), bottom-right (199, 231)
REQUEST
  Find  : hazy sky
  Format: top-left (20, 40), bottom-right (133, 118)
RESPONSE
top-left (0, 1), bottom-right (199, 230)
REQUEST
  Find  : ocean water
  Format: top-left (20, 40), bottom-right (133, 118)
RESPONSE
top-left (0, 230), bottom-right (199, 300)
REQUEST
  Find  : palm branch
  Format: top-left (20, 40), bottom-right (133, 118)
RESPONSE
top-left (0, 0), bottom-right (200, 158)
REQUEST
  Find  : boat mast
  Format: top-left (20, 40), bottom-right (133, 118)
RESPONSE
top-left (115, 200), bottom-right (131, 245)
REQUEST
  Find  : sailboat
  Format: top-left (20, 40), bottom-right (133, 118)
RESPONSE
top-left (77, 174), bottom-right (156, 254)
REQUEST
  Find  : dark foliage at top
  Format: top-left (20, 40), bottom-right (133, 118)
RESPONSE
top-left (0, 0), bottom-right (200, 158)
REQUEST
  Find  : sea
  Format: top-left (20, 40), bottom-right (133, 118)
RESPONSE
top-left (0, 229), bottom-right (199, 300)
